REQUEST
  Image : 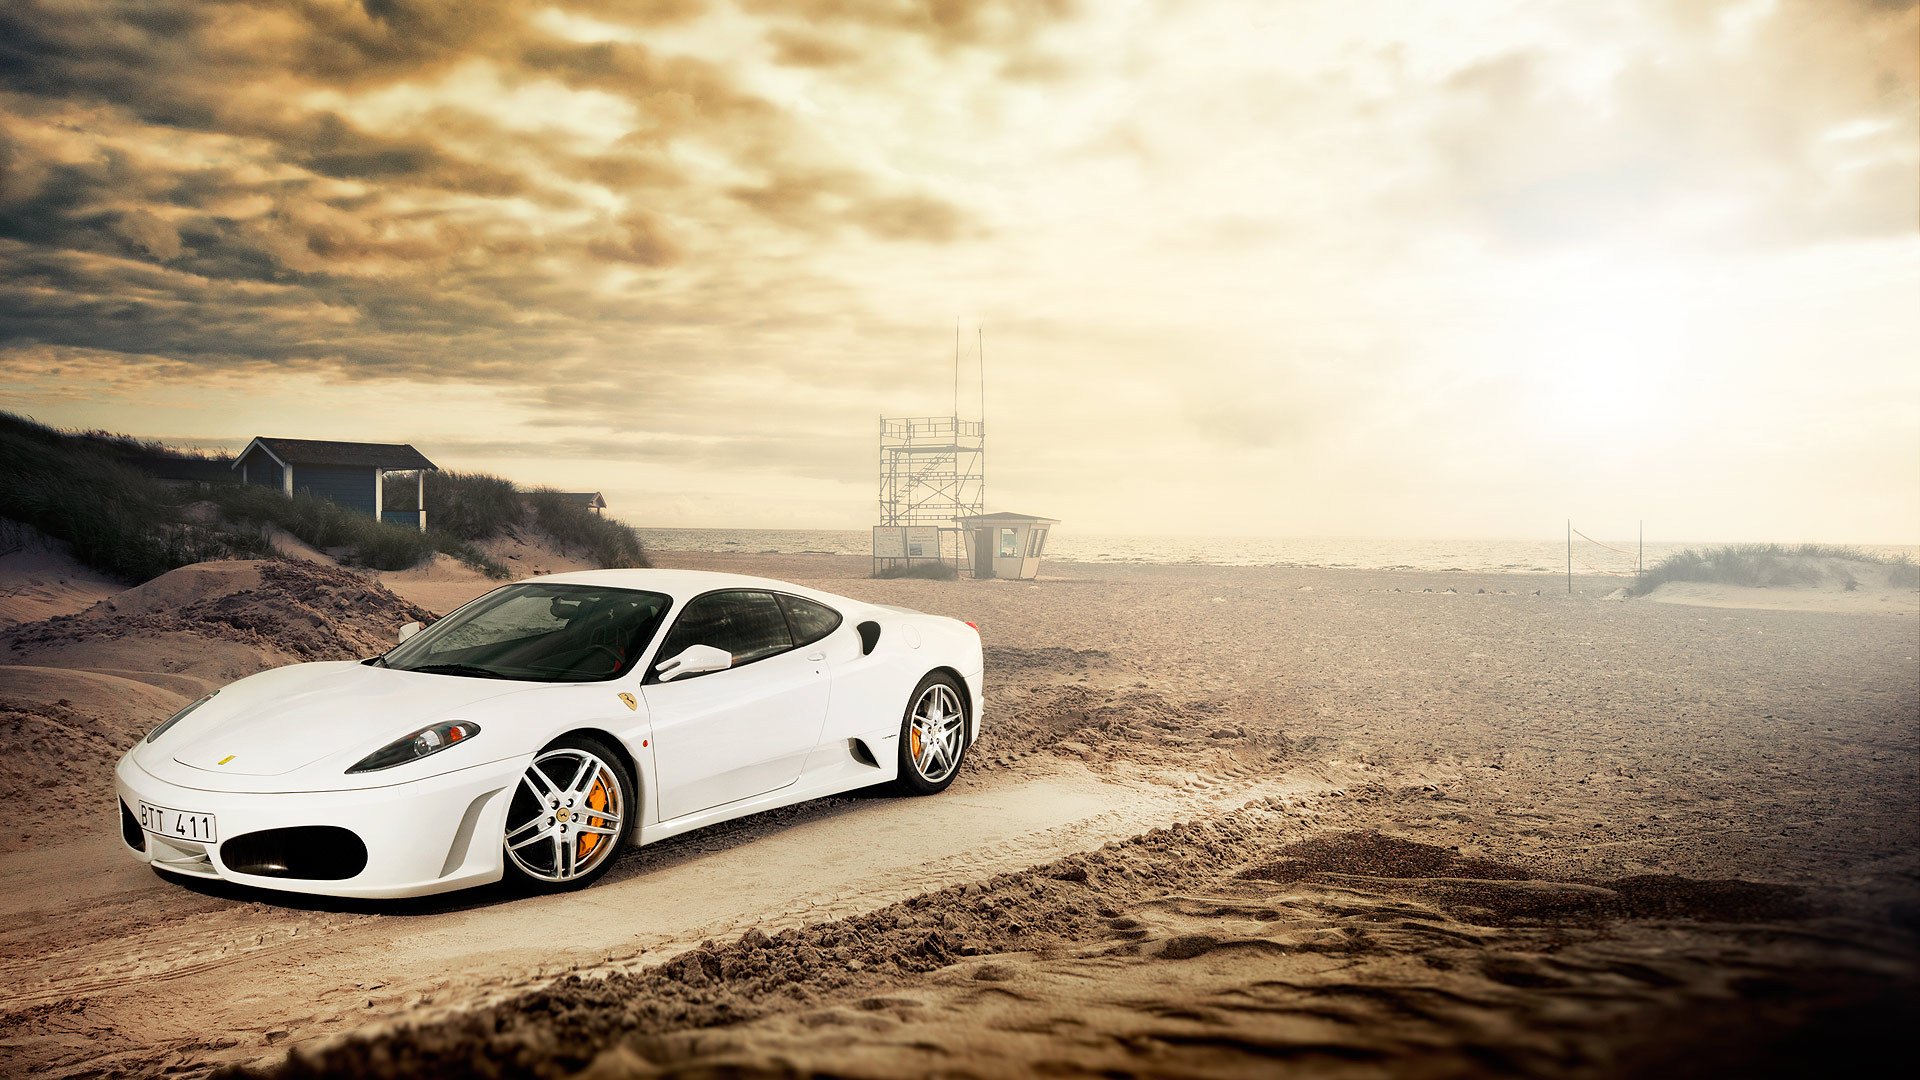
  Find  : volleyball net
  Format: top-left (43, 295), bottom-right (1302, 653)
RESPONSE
top-left (1567, 523), bottom-right (1643, 581)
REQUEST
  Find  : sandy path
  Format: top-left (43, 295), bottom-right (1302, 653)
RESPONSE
top-left (0, 754), bottom-right (1366, 1078)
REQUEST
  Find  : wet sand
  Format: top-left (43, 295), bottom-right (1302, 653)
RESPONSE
top-left (0, 553), bottom-right (1914, 1077)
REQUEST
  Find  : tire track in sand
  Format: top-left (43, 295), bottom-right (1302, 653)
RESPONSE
top-left (0, 756), bottom-right (1378, 1080)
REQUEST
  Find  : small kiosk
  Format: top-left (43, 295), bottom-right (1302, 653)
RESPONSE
top-left (960, 512), bottom-right (1058, 580)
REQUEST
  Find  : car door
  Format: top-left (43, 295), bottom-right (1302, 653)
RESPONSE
top-left (642, 589), bottom-right (832, 821)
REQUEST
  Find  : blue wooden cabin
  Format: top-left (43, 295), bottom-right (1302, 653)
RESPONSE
top-left (233, 437), bottom-right (438, 532)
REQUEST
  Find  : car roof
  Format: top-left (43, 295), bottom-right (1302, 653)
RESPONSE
top-left (524, 567), bottom-right (853, 608)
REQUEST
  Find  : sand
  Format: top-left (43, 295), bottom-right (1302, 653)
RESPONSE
top-left (0, 559), bottom-right (432, 855)
top-left (0, 551), bottom-right (1914, 1078)
top-left (0, 521), bottom-right (122, 626)
top-left (1649, 579), bottom-right (1920, 615)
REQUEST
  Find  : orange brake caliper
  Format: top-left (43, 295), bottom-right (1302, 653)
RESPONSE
top-left (579, 776), bottom-right (609, 858)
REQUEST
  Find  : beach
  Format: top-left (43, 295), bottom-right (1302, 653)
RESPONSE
top-left (1, 550), bottom-right (1915, 1078)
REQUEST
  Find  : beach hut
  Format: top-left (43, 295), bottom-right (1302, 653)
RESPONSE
top-left (233, 437), bottom-right (439, 532)
top-left (556, 492), bottom-right (608, 514)
top-left (959, 512), bottom-right (1058, 580)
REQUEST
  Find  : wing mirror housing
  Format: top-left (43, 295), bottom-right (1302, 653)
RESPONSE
top-left (397, 620), bottom-right (423, 644)
top-left (656, 644), bottom-right (732, 682)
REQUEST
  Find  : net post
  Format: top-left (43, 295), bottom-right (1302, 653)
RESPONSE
top-left (1566, 519), bottom-right (1572, 595)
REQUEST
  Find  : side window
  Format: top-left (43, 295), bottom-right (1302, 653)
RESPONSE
top-left (778, 594), bottom-right (842, 647)
top-left (999, 528), bottom-right (1019, 558)
top-left (655, 591), bottom-right (793, 674)
top-left (1027, 528), bottom-right (1048, 557)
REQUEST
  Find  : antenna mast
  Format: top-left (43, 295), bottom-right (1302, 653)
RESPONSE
top-left (978, 327), bottom-right (986, 514)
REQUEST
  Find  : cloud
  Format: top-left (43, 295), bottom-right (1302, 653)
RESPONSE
top-left (1413, 0), bottom-right (1919, 249)
top-left (0, 0), bottom-right (1016, 387)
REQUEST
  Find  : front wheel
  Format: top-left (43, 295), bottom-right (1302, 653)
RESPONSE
top-left (895, 672), bottom-right (968, 795)
top-left (502, 735), bottom-right (633, 892)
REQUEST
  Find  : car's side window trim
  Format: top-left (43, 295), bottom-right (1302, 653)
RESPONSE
top-left (645, 588), bottom-right (806, 685)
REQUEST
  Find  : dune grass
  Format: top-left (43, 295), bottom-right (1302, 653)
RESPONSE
top-left (387, 471), bottom-right (524, 542)
top-left (1631, 543), bottom-right (1916, 596)
top-left (523, 489), bottom-right (650, 569)
top-left (0, 412), bottom-right (270, 581)
top-left (0, 412), bottom-right (635, 583)
top-left (387, 473), bottom-right (649, 570)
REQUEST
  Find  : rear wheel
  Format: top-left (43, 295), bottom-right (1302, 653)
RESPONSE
top-left (502, 735), bottom-right (632, 891)
top-left (895, 672), bottom-right (968, 795)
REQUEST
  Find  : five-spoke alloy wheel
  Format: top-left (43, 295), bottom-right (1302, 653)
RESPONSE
top-left (897, 672), bottom-right (968, 795)
top-left (503, 735), bottom-right (633, 891)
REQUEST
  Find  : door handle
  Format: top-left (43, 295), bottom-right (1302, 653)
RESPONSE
top-left (806, 651), bottom-right (826, 661)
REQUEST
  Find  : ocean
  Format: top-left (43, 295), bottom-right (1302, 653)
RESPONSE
top-left (633, 529), bottom-right (1917, 577)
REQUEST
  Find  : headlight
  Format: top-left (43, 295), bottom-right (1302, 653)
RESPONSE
top-left (347, 721), bottom-right (481, 774)
top-left (146, 694), bottom-right (214, 744)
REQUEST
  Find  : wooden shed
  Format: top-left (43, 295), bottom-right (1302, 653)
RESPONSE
top-left (233, 437), bottom-right (439, 532)
top-left (556, 492), bottom-right (608, 514)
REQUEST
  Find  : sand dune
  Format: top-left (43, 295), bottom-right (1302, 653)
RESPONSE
top-left (0, 551), bottom-right (1913, 1078)
top-left (1649, 579), bottom-right (1919, 614)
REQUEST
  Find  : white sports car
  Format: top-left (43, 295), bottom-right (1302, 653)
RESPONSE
top-left (114, 570), bottom-right (983, 899)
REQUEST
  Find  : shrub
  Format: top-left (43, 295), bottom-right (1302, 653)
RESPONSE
top-left (207, 484), bottom-right (444, 571)
top-left (873, 562), bottom-right (959, 580)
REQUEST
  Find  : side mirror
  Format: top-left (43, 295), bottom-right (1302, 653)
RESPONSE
top-left (655, 644), bottom-right (732, 682)
top-left (397, 621), bottom-right (423, 644)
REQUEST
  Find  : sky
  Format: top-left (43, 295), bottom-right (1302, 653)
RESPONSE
top-left (1, 0), bottom-right (1916, 542)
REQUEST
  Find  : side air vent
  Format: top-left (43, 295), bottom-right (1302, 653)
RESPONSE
top-left (857, 620), bottom-right (881, 655)
top-left (848, 738), bottom-right (879, 768)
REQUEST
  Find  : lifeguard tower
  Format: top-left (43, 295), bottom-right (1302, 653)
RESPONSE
top-left (872, 414), bottom-right (985, 575)
top-left (960, 512), bottom-right (1058, 580)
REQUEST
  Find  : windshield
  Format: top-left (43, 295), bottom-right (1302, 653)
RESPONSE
top-left (384, 583), bottom-right (672, 683)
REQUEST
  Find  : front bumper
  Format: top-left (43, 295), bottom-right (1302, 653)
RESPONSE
top-left (114, 752), bottom-right (519, 899)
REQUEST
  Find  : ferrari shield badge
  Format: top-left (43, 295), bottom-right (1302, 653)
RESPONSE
top-left (618, 692), bottom-right (638, 711)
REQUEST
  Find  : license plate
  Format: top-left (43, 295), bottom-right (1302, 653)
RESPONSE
top-left (138, 801), bottom-right (218, 844)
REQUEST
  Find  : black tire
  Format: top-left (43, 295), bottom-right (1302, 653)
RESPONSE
top-left (501, 734), bottom-right (635, 893)
top-left (895, 671), bottom-right (969, 796)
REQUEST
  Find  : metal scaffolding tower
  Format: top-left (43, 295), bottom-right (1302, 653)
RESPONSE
top-left (874, 415), bottom-right (984, 573)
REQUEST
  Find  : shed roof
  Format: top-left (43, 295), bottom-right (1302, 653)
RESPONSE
top-left (554, 491), bottom-right (607, 509)
top-left (235, 437), bottom-right (437, 471)
top-left (958, 511), bottom-right (1059, 525)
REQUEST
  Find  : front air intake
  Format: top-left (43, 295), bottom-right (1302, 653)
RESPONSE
top-left (120, 800), bottom-right (145, 852)
top-left (221, 826), bottom-right (369, 880)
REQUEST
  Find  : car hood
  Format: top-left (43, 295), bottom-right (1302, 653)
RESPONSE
top-left (163, 661), bottom-right (542, 777)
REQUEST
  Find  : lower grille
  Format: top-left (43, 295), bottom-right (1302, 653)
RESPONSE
top-left (220, 826), bottom-right (368, 880)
